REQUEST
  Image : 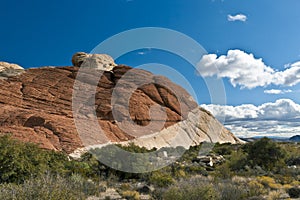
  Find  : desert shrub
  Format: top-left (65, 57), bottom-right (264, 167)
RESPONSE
top-left (216, 181), bottom-right (248, 200)
top-left (257, 176), bottom-right (282, 190)
top-left (228, 150), bottom-right (248, 171)
top-left (69, 173), bottom-right (99, 196)
top-left (280, 142), bottom-right (300, 162)
top-left (149, 171), bottom-right (174, 187)
top-left (159, 175), bottom-right (268, 200)
top-left (174, 169), bottom-right (186, 178)
top-left (179, 143), bottom-right (212, 163)
top-left (163, 182), bottom-right (219, 200)
top-left (0, 135), bottom-right (70, 183)
top-left (216, 178), bottom-right (267, 200)
top-left (291, 180), bottom-right (300, 186)
top-left (243, 137), bottom-right (286, 171)
top-left (214, 162), bottom-right (233, 179)
top-left (0, 173), bottom-right (98, 200)
top-left (119, 183), bottom-right (131, 191)
top-left (286, 156), bottom-right (300, 166)
top-left (247, 180), bottom-right (268, 197)
top-left (121, 190), bottom-right (140, 200)
top-left (267, 190), bottom-right (282, 200)
top-left (213, 143), bottom-right (235, 155)
top-left (287, 187), bottom-right (300, 198)
top-left (89, 144), bottom-right (156, 180)
top-left (272, 173), bottom-right (298, 186)
top-left (65, 160), bottom-right (96, 178)
top-left (184, 165), bottom-right (208, 176)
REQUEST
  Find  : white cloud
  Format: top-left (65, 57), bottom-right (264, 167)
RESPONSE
top-left (196, 50), bottom-right (300, 89)
top-left (136, 48), bottom-right (152, 56)
top-left (227, 14), bottom-right (247, 22)
top-left (201, 99), bottom-right (300, 137)
top-left (264, 89), bottom-right (292, 94)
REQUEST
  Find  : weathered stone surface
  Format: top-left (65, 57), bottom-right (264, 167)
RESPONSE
top-left (0, 61), bottom-right (24, 78)
top-left (71, 52), bottom-right (117, 71)
top-left (120, 107), bottom-right (243, 150)
top-left (0, 63), bottom-right (242, 154)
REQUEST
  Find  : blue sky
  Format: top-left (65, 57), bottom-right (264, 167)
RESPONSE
top-left (1, 0), bottom-right (300, 137)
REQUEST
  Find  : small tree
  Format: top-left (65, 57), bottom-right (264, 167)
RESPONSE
top-left (0, 135), bottom-right (70, 183)
top-left (243, 137), bottom-right (286, 171)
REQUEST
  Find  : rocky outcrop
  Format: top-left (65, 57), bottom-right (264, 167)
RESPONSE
top-left (0, 62), bottom-right (24, 79)
top-left (0, 58), bottom-right (242, 154)
top-left (193, 154), bottom-right (226, 167)
top-left (71, 52), bottom-right (117, 71)
top-left (120, 107), bottom-right (241, 150)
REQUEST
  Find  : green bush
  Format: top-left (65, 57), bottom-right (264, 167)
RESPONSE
top-left (228, 150), bottom-right (248, 171)
top-left (287, 187), bottom-right (300, 198)
top-left (0, 135), bottom-right (70, 183)
top-left (149, 171), bottom-right (174, 187)
top-left (213, 143), bottom-right (236, 155)
top-left (0, 135), bottom-right (101, 184)
top-left (243, 137), bottom-right (286, 171)
top-left (214, 162), bottom-right (233, 179)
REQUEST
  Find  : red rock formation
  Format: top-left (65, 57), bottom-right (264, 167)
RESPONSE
top-left (0, 65), bottom-right (241, 153)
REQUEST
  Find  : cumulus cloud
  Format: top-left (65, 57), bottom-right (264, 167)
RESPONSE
top-left (264, 89), bottom-right (292, 94)
top-left (201, 99), bottom-right (300, 137)
top-left (227, 14), bottom-right (247, 22)
top-left (202, 99), bottom-right (300, 121)
top-left (196, 50), bottom-right (300, 89)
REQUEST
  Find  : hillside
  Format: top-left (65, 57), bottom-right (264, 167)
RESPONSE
top-left (0, 54), bottom-right (242, 154)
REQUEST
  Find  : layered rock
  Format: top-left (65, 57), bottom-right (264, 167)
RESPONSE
top-left (0, 58), bottom-right (242, 154)
top-left (0, 62), bottom-right (24, 79)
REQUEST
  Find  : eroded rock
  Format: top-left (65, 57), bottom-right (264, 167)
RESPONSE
top-left (0, 61), bottom-right (24, 78)
top-left (71, 52), bottom-right (117, 71)
top-left (0, 62), bottom-right (242, 154)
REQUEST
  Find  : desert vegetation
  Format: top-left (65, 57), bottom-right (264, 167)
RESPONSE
top-left (0, 135), bottom-right (299, 199)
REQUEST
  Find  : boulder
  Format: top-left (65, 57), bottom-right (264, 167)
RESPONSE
top-left (71, 52), bottom-right (117, 71)
top-left (193, 154), bottom-right (226, 167)
top-left (0, 61), bottom-right (24, 78)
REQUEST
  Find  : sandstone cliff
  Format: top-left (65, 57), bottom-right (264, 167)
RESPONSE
top-left (0, 58), bottom-right (242, 154)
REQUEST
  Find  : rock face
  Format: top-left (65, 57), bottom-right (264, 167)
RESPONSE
top-left (119, 107), bottom-right (241, 150)
top-left (0, 60), bottom-right (242, 153)
top-left (71, 52), bottom-right (117, 71)
top-left (0, 62), bottom-right (24, 79)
